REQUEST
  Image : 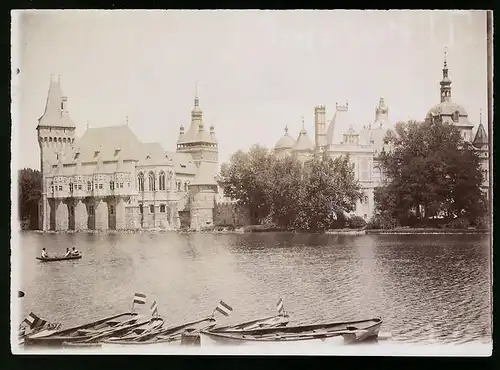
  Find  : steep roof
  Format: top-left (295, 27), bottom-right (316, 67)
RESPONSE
top-left (292, 127), bottom-right (314, 152)
top-left (37, 78), bottom-right (76, 128)
top-left (325, 103), bottom-right (356, 145)
top-left (473, 123), bottom-right (488, 146)
top-left (138, 142), bottom-right (173, 166)
top-left (167, 152), bottom-right (198, 175)
top-left (190, 160), bottom-right (217, 186)
top-left (74, 125), bottom-right (142, 163)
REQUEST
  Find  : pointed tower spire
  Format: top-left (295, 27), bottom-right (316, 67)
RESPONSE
top-left (440, 47), bottom-right (452, 103)
top-left (194, 81), bottom-right (199, 107)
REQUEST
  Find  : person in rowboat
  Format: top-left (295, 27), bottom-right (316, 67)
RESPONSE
top-left (64, 248), bottom-right (71, 257)
top-left (71, 247), bottom-right (80, 256)
top-left (41, 248), bottom-right (48, 258)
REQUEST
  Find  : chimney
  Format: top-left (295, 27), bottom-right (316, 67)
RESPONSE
top-left (314, 105), bottom-right (326, 149)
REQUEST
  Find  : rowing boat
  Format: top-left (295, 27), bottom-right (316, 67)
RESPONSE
top-left (36, 255), bottom-right (82, 262)
top-left (211, 314), bottom-right (290, 332)
top-left (63, 317), bottom-right (165, 347)
top-left (99, 317), bottom-right (216, 348)
top-left (200, 318), bottom-right (382, 346)
top-left (24, 312), bottom-right (139, 347)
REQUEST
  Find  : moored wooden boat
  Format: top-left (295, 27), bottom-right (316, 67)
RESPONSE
top-left (99, 317), bottom-right (216, 348)
top-left (64, 317), bottom-right (165, 347)
top-left (211, 314), bottom-right (290, 332)
top-left (36, 255), bottom-right (82, 262)
top-left (24, 312), bottom-right (138, 347)
top-left (200, 318), bottom-right (382, 346)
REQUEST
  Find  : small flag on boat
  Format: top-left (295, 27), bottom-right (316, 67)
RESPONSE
top-left (133, 292), bottom-right (147, 305)
top-left (150, 300), bottom-right (158, 317)
top-left (215, 300), bottom-right (233, 317)
top-left (23, 312), bottom-right (47, 330)
top-left (276, 297), bottom-right (285, 315)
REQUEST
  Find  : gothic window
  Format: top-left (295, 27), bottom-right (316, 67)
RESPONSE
top-left (364, 195), bottom-right (369, 204)
top-left (49, 137), bottom-right (52, 142)
top-left (58, 138), bottom-right (62, 143)
top-left (148, 172), bottom-right (155, 191)
top-left (159, 171), bottom-right (166, 191)
top-left (69, 183), bottom-right (74, 192)
top-left (119, 182), bottom-right (123, 188)
top-left (176, 181), bottom-right (181, 191)
top-left (109, 205), bottom-right (115, 215)
top-left (87, 181), bottom-right (92, 191)
top-left (110, 180), bottom-right (115, 190)
top-left (138, 172), bottom-right (145, 192)
top-left (452, 111), bottom-right (459, 123)
top-left (88, 205), bottom-right (94, 215)
top-left (63, 138), bottom-right (66, 143)
top-left (160, 204), bottom-right (166, 213)
top-left (149, 205), bottom-right (155, 214)
top-left (184, 182), bottom-right (188, 192)
top-left (139, 204), bottom-right (143, 214)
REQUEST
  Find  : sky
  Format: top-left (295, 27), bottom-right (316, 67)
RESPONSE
top-left (12, 10), bottom-right (489, 171)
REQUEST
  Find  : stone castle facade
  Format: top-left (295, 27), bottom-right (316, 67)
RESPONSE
top-left (37, 78), bottom-right (219, 231)
top-left (272, 54), bottom-right (489, 220)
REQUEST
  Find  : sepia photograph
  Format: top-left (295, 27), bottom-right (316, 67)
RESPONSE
top-left (10, 9), bottom-right (492, 356)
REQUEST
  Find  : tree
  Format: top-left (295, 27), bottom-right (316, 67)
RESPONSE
top-left (297, 152), bottom-right (363, 232)
top-left (219, 145), bottom-right (275, 224)
top-left (376, 118), bottom-right (486, 226)
top-left (18, 168), bottom-right (42, 229)
top-left (267, 155), bottom-right (305, 228)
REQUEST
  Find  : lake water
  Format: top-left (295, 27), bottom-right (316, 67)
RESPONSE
top-left (16, 231), bottom-right (492, 345)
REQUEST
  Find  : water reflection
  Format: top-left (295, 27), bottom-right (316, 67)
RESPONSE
top-left (17, 231), bottom-right (491, 343)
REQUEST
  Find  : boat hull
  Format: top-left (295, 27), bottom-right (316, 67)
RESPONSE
top-left (24, 312), bottom-right (138, 347)
top-left (36, 255), bottom-right (82, 262)
top-left (200, 318), bottom-right (382, 347)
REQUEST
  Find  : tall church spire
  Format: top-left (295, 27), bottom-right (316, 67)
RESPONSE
top-left (440, 47), bottom-right (452, 103)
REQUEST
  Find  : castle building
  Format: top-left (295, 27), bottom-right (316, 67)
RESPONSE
top-left (37, 77), bottom-right (219, 232)
top-left (273, 52), bottom-right (489, 219)
top-left (425, 53), bottom-right (489, 196)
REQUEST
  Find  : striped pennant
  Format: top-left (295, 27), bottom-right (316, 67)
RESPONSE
top-left (150, 300), bottom-right (159, 317)
top-left (133, 292), bottom-right (147, 305)
top-left (215, 300), bottom-right (233, 317)
top-left (276, 297), bottom-right (285, 315)
top-left (23, 312), bottom-right (47, 330)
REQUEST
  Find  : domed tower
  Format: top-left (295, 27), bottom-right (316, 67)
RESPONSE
top-left (274, 126), bottom-right (296, 159)
top-left (176, 83), bottom-right (218, 176)
top-left (426, 50), bottom-right (474, 142)
top-left (36, 75), bottom-right (76, 231)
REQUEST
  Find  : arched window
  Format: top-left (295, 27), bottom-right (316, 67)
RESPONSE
top-left (49, 137), bottom-right (52, 142)
top-left (176, 180), bottom-right (181, 191)
top-left (110, 180), bottom-right (115, 190)
top-left (139, 204), bottom-right (143, 214)
top-left (87, 181), bottom-right (92, 191)
top-left (159, 171), bottom-right (166, 191)
top-left (160, 204), bottom-right (166, 213)
top-left (149, 204), bottom-right (155, 214)
top-left (184, 181), bottom-right (190, 191)
top-left (452, 111), bottom-right (459, 123)
top-left (138, 172), bottom-right (145, 192)
top-left (63, 138), bottom-right (66, 143)
top-left (69, 183), bottom-right (74, 192)
top-left (58, 137), bottom-right (62, 143)
top-left (148, 172), bottom-right (155, 191)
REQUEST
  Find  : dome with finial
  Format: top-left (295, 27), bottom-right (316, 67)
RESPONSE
top-left (275, 125), bottom-right (296, 149)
